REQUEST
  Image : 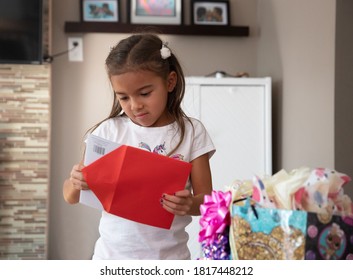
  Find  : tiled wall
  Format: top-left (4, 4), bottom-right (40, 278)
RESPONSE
top-left (0, 64), bottom-right (50, 259)
top-left (0, 0), bottom-right (51, 260)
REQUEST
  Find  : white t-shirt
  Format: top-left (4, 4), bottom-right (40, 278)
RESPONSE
top-left (91, 115), bottom-right (215, 260)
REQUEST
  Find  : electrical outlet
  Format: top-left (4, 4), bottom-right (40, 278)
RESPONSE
top-left (68, 37), bottom-right (83, 62)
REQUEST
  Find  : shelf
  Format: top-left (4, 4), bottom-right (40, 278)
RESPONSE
top-left (64, 22), bottom-right (249, 37)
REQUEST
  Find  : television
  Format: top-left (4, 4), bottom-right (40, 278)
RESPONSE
top-left (0, 0), bottom-right (43, 64)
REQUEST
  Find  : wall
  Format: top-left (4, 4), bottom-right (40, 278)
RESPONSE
top-left (0, 65), bottom-right (50, 259)
top-left (49, 0), bottom-right (337, 259)
top-left (335, 0), bottom-right (353, 198)
top-left (256, 0), bottom-right (335, 171)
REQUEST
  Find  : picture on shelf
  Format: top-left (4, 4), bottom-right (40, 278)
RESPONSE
top-left (191, 0), bottom-right (230, 26)
top-left (129, 0), bottom-right (182, 25)
top-left (81, 0), bottom-right (119, 22)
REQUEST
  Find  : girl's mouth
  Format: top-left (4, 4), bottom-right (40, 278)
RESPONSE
top-left (135, 113), bottom-right (148, 118)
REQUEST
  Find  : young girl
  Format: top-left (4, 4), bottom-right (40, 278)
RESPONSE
top-left (63, 33), bottom-right (215, 260)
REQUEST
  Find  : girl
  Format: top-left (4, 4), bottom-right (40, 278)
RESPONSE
top-left (63, 33), bottom-right (215, 260)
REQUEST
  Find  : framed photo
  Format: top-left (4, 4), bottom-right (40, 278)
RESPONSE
top-left (81, 0), bottom-right (119, 22)
top-left (191, 0), bottom-right (230, 25)
top-left (129, 0), bottom-right (182, 25)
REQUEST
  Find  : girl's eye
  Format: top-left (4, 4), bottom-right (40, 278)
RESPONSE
top-left (141, 92), bottom-right (151, 97)
top-left (118, 96), bottom-right (128, 101)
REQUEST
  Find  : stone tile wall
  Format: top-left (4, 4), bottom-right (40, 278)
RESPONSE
top-left (0, 64), bottom-right (50, 259)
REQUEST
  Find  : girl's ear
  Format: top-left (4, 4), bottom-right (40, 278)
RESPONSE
top-left (167, 71), bottom-right (177, 92)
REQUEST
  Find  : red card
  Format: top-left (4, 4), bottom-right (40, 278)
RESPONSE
top-left (81, 145), bottom-right (192, 229)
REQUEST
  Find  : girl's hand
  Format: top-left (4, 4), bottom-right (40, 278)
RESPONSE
top-left (69, 164), bottom-right (89, 191)
top-left (160, 189), bottom-right (192, 216)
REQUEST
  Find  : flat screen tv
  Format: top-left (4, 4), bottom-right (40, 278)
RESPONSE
top-left (0, 0), bottom-right (43, 64)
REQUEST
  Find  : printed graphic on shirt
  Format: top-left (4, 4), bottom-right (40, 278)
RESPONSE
top-left (138, 142), bottom-right (184, 161)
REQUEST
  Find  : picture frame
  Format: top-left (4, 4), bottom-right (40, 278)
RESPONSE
top-left (129, 0), bottom-right (183, 25)
top-left (81, 0), bottom-right (119, 22)
top-left (191, 0), bottom-right (230, 26)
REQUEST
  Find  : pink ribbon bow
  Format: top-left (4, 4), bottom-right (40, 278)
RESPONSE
top-left (198, 190), bottom-right (232, 244)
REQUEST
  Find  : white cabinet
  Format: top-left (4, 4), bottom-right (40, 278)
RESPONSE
top-left (183, 77), bottom-right (272, 259)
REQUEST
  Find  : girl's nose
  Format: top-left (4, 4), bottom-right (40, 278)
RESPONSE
top-left (131, 99), bottom-right (143, 110)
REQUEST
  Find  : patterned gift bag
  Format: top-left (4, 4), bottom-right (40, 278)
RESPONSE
top-left (230, 200), bottom-right (307, 260)
top-left (305, 212), bottom-right (353, 260)
top-left (230, 199), bottom-right (353, 260)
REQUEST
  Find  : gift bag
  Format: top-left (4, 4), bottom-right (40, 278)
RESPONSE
top-left (305, 213), bottom-right (353, 260)
top-left (230, 200), bottom-right (307, 260)
top-left (230, 201), bottom-right (353, 260)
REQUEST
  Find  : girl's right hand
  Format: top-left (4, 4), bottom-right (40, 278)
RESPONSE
top-left (70, 164), bottom-right (89, 191)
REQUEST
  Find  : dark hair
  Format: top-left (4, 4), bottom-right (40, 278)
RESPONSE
top-left (197, 7), bottom-right (207, 17)
top-left (88, 33), bottom-right (191, 156)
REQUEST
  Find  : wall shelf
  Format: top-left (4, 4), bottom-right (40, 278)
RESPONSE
top-left (64, 22), bottom-right (249, 37)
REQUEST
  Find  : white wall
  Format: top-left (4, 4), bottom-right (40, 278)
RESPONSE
top-left (49, 0), bottom-right (336, 259)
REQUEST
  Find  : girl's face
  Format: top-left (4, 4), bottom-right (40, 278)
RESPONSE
top-left (110, 70), bottom-right (177, 127)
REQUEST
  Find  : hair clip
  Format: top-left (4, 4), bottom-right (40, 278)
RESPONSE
top-left (160, 43), bottom-right (171, 59)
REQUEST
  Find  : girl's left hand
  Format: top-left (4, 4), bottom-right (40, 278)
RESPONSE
top-left (161, 189), bottom-right (192, 216)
